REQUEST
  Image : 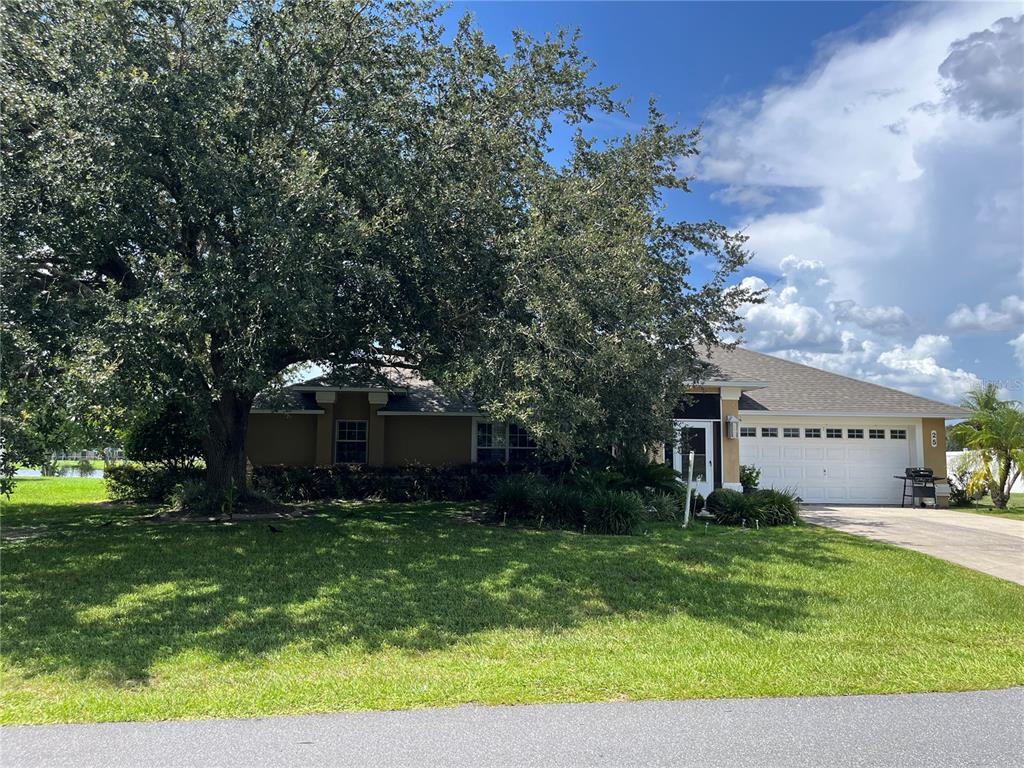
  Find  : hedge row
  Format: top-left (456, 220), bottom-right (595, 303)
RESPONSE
top-left (250, 462), bottom-right (570, 503)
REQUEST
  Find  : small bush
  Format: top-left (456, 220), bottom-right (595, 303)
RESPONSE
top-left (169, 480), bottom-right (216, 514)
top-left (491, 474), bottom-right (545, 523)
top-left (585, 490), bottom-right (646, 535)
top-left (538, 483), bottom-right (588, 528)
top-left (647, 492), bottom-right (680, 522)
top-left (705, 487), bottom-right (750, 525)
top-left (739, 464), bottom-right (761, 494)
top-left (77, 459), bottom-right (96, 477)
top-left (106, 464), bottom-right (203, 502)
top-left (749, 488), bottom-right (801, 526)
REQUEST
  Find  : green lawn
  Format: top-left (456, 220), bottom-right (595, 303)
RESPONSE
top-left (952, 493), bottom-right (1024, 522)
top-left (2, 477), bottom-right (1023, 725)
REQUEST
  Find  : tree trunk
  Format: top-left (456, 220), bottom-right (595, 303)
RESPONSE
top-left (203, 389), bottom-right (252, 498)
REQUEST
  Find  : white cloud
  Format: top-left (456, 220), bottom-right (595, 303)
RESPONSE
top-left (734, 258), bottom-right (983, 403)
top-left (701, 5), bottom-right (1024, 322)
top-left (946, 294), bottom-right (1024, 332)
top-left (1011, 332), bottom-right (1024, 367)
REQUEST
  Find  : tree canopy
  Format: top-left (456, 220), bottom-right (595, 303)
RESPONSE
top-left (949, 385), bottom-right (1024, 509)
top-left (2, 0), bottom-right (758, 497)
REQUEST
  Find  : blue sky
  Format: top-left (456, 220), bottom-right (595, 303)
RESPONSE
top-left (445, 2), bottom-right (1024, 404)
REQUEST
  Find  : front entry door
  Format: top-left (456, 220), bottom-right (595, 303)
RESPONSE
top-left (673, 420), bottom-right (715, 497)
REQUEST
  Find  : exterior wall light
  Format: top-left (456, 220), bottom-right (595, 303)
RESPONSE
top-left (727, 415), bottom-right (740, 440)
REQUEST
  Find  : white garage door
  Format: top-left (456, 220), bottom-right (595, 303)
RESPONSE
top-left (739, 426), bottom-right (912, 504)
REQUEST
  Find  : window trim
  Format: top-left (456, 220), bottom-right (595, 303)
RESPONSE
top-left (890, 428), bottom-right (907, 440)
top-left (334, 419), bottom-right (368, 464)
top-left (761, 427), bottom-right (779, 438)
top-left (739, 426), bottom-right (757, 438)
top-left (804, 427), bottom-right (822, 438)
top-left (869, 428), bottom-right (886, 439)
top-left (472, 418), bottom-right (537, 463)
top-left (826, 428), bottom-right (843, 439)
top-left (783, 427), bottom-right (800, 438)
top-left (847, 428), bottom-right (864, 439)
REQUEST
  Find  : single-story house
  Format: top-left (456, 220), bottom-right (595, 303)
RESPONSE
top-left (247, 347), bottom-right (968, 506)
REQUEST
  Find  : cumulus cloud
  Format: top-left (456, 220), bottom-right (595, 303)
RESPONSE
top-left (830, 300), bottom-right (910, 335)
top-left (703, 3), bottom-right (1022, 399)
top-left (1011, 332), bottom-right (1024, 367)
top-left (734, 257), bottom-right (983, 403)
top-left (938, 15), bottom-right (1024, 119)
top-left (946, 294), bottom-right (1024, 332)
top-left (700, 5), bottom-right (1024, 321)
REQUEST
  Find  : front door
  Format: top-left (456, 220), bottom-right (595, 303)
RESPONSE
top-left (673, 420), bottom-right (715, 497)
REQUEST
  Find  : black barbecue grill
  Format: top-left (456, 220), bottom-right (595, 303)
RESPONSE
top-left (894, 467), bottom-right (944, 508)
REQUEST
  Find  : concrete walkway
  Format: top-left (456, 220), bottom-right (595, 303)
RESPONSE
top-left (802, 505), bottom-right (1024, 584)
top-left (3, 689), bottom-right (1021, 768)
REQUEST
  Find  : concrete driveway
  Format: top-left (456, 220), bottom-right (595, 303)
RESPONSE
top-left (802, 505), bottom-right (1024, 585)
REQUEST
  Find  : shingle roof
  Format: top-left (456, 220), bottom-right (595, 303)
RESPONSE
top-left (254, 348), bottom-right (968, 418)
top-left (707, 346), bottom-right (969, 418)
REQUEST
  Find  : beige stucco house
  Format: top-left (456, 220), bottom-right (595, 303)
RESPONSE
top-left (248, 347), bottom-right (968, 506)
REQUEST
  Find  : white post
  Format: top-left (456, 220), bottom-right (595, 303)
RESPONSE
top-left (682, 449), bottom-right (695, 528)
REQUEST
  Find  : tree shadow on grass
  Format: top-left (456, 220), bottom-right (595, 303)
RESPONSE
top-left (1, 502), bottom-right (855, 686)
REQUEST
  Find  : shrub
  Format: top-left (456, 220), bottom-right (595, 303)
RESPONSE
top-left (705, 487), bottom-right (750, 525)
top-left (597, 453), bottom-right (682, 496)
top-left (251, 463), bottom-right (524, 503)
top-left (121, 396), bottom-right (203, 470)
top-left (491, 474), bottom-right (545, 523)
top-left (749, 488), bottom-right (801, 526)
top-left (585, 490), bottom-right (646, 535)
top-left (739, 464), bottom-right (761, 494)
top-left (169, 480), bottom-right (216, 514)
top-left (538, 483), bottom-right (588, 528)
top-left (106, 464), bottom-right (203, 502)
top-left (77, 459), bottom-right (96, 477)
top-left (647, 492), bottom-right (680, 522)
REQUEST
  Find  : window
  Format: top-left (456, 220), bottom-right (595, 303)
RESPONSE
top-left (335, 420), bottom-right (367, 464)
top-left (475, 421), bottom-right (507, 463)
top-left (783, 427), bottom-right (800, 438)
top-left (804, 428), bottom-right (821, 438)
top-left (826, 428), bottom-right (843, 439)
top-left (890, 429), bottom-right (907, 440)
top-left (847, 428), bottom-right (864, 439)
top-left (869, 428), bottom-right (885, 439)
top-left (508, 424), bottom-right (538, 463)
top-left (475, 421), bottom-right (537, 463)
top-left (761, 427), bottom-right (778, 438)
top-left (740, 426), bottom-right (757, 438)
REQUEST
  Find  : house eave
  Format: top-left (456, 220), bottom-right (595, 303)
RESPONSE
top-left (738, 409), bottom-right (967, 420)
top-left (250, 408), bottom-right (325, 415)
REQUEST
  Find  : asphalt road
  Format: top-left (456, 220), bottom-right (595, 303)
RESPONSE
top-left (3, 688), bottom-right (1021, 768)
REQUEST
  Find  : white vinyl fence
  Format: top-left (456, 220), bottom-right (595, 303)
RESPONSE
top-left (946, 451), bottom-right (1024, 493)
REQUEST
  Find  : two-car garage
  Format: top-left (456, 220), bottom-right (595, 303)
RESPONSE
top-left (738, 419), bottom-right (918, 505)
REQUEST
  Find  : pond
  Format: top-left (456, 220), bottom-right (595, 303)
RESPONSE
top-left (15, 468), bottom-right (106, 478)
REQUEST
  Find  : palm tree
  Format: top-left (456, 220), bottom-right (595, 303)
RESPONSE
top-left (949, 384), bottom-right (1024, 509)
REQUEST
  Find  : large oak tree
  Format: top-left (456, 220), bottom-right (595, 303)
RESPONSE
top-left (2, 0), bottom-right (757, 496)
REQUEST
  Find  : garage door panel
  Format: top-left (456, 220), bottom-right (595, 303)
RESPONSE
top-left (740, 430), bottom-right (911, 504)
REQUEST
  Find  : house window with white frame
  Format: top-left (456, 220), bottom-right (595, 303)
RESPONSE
top-left (335, 420), bottom-right (368, 464)
top-left (475, 420), bottom-right (537, 463)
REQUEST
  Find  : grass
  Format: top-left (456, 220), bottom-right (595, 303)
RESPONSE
top-left (952, 493), bottom-right (1024, 522)
top-left (2, 477), bottom-right (1023, 725)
